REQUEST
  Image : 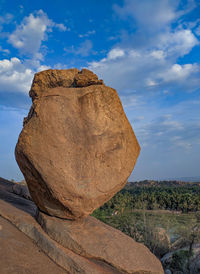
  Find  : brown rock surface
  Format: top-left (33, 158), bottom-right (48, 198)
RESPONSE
top-left (74, 68), bottom-right (103, 87)
top-left (0, 216), bottom-right (67, 274)
top-left (0, 181), bottom-right (163, 274)
top-left (37, 211), bottom-right (164, 274)
top-left (15, 68), bottom-right (140, 219)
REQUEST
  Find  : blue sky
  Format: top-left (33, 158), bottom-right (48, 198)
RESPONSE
top-left (0, 0), bottom-right (200, 181)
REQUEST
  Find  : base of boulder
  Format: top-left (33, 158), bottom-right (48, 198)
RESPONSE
top-left (37, 211), bottom-right (163, 273)
top-left (0, 180), bottom-right (163, 274)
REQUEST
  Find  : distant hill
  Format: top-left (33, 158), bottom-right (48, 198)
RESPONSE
top-left (0, 177), bottom-right (15, 188)
top-left (126, 180), bottom-right (200, 188)
top-left (167, 176), bottom-right (200, 182)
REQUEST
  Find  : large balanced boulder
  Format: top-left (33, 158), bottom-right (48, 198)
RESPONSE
top-left (15, 68), bottom-right (140, 219)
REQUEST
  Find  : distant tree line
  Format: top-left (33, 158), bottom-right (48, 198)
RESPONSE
top-left (98, 181), bottom-right (200, 213)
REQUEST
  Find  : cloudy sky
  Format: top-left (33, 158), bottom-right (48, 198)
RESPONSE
top-left (0, 0), bottom-right (200, 181)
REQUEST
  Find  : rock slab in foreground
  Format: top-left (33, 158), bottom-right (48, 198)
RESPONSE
top-left (37, 210), bottom-right (164, 274)
top-left (15, 68), bottom-right (140, 219)
top-left (0, 216), bottom-right (66, 274)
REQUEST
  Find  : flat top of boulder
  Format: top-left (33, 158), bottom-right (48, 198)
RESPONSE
top-left (29, 68), bottom-right (104, 100)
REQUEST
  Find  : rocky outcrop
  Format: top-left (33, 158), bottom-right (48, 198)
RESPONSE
top-left (15, 68), bottom-right (140, 220)
top-left (0, 216), bottom-right (66, 274)
top-left (37, 211), bottom-right (164, 273)
top-left (12, 183), bottom-right (31, 200)
top-left (0, 181), bottom-right (163, 273)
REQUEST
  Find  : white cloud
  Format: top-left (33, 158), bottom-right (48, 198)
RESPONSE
top-left (121, 95), bottom-right (200, 179)
top-left (0, 13), bottom-right (13, 32)
top-left (0, 46), bottom-right (10, 54)
top-left (129, 50), bottom-right (141, 58)
top-left (65, 40), bottom-right (93, 57)
top-left (8, 10), bottom-right (68, 58)
top-left (87, 2), bottom-right (199, 93)
top-left (107, 48), bottom-right (125, 60)
top-left (161, 118), bottom-right (184, 130)
top-left (134, 108), bottom-right (199, 154)
top-left (160, 63), bottom-right (199, 83)
top-left (0, 13), bottom-right (13, 25)
top-left (8, 10), bottom-right (52, 56)
top-left (76, 40), bottom-right (93, 56)
top-left (37, 65), bottom-right (51, 72)
top-left (0, 57), bottom-right (34, 93)
top-left (79, 30), bottom-right (95, 38)
top-left (120, 94), bottom-right (142, 108)
top-left (114, 0), bottom-right (196, 33)
top-left (146, 79), bottom-right (157, 87)
top-left (89, 45), bottom-right (200, 93)
top-left (150, 50), bottom-right (165, 60)
top-left (112, 0), bottom-right (199, 59)
top-left (88, 8), bottom-right (200, 94)
top-left (53, 63), bottom-right (68, 69)
top-left (195, 25), bottom-right (200, 36)
top-left (55, 23), bottom-right (69, 32)
top-left (158, 29), bottom-right (199, 57)
top-left (114, 0), bottom-right (178, 31)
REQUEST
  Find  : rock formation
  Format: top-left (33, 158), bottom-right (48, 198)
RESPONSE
top-left (0, 216), bottom-right (66, 274)
top-left (0, 179), bottom-right (164, 273)
top-left (37, 211), bottom-right (163, 273)
top-left (11, 68), bottom-right (164, 273)
top-left (15, 68), bottom-right (140, 220)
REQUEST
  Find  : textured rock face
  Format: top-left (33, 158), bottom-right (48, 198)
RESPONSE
top-left (0, 180), bottom-right (163, 273)
top-left (0, 217), bottom-right (66, 274)
top-left (15, 68), bottom-right (140, 219)
top-left (37, 211), bottom-right (164, 274)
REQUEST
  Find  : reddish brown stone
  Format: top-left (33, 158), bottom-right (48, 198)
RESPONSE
top-left (37, 211), bottom-right (164, 274)
top-left (15, 68), bottom-right (140, 220)
top-left (0, 217), bottom-right (66, 274)
top-left (74, 69), bottom-right (103, 87)
top-left (0, 183), bottom-right (163, 274)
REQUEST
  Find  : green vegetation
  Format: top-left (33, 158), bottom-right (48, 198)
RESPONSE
top-left (169, 250), bottom-right (191, 272)
top-left (103, 180), bottom-right (200, 213)
top-left (92, 180), bottom-right (200, 272)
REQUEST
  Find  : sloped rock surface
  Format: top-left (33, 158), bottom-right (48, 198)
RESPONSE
top-left (0, 216), bottom-right (67, 274)
top-left (0, 181), bottom-right (163, 274)
top-left (15, 68), bottom-right (140, 219)
top-left (37, 210), bottom-right (164, 274)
